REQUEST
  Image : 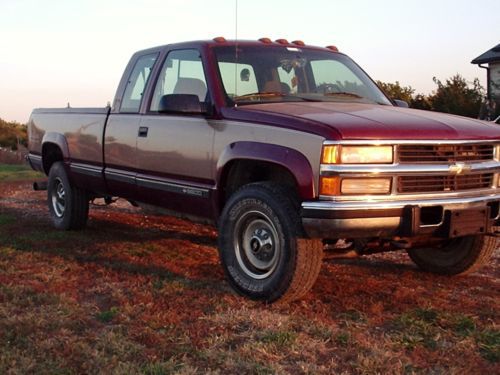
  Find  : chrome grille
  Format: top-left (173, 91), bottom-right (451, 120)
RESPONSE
top-left (398, 173), bottom-right (494, 194)
top-left (398, 144), bottom-right (494, 163)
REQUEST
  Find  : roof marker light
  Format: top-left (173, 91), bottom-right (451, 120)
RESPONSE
top-left (326, 45), bottom-right (339, 52)
top-left (259, 37), bottom-right (272, 44)
top-left (213, 36), bottom-right (226, 43)
top-left (292, 40), bottom-right (305, 46)
top-left (275, 39), bottom-right (289, 45)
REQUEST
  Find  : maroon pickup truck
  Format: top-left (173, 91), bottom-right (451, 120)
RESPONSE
top-left (27, 38), bottom-right (500, 302)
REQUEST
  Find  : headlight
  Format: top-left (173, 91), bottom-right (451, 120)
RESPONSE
top-left (322, 145), bottom-right (393, 164)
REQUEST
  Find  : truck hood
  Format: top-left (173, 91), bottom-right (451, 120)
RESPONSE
top-left (237, 102), bottom-right (500, 141)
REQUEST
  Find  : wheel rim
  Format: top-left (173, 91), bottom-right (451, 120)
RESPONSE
top-left (51, 177), bottom-right (66, 218)
top-left (233, 210), bottom-right (281, 280)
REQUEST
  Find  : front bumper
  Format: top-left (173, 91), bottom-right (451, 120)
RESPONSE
top-left (301, 193), bottom-right (500, 239)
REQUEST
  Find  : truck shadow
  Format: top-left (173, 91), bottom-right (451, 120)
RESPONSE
top-left (0, 205), bottom-right (227, 294)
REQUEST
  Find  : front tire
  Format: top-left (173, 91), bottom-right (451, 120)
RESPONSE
top-left (218, 182), bottom-right (323, 303)
top-left (47, 162), bottom-right (89, 230)
top-left (407, 235), bottom-right (497, 275)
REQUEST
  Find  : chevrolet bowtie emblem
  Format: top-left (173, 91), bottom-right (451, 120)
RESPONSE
top-left (449, 162), bottom-right (472, 175)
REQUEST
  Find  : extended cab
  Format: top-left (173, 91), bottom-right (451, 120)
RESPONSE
top-left (28, 38), bottom-right (500, 302)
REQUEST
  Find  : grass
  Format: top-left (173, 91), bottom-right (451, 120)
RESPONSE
top-left (0, 213), bottom-right (15, 225)
top-left (96, 307), bottom-right (120, 323)
top-left (259, 330), bottom-right (298, 348)
top-left (334, 332), bottom-right (350, 347)
top-left (0, 163), bottom-right (44, 181)
top-left (388, 308), bottom-right (500, 362)
top-left (0, 168), bottom-right (499, 374)
top-left (390, 308), bottom-right (442, 350)
top-left (476, 329), bottom-right (500, 362)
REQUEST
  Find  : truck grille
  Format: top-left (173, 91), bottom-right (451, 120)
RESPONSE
top-left (398, 173), bottom-right (494, 194)
top-left (398, 144), bottom-right (494, 163)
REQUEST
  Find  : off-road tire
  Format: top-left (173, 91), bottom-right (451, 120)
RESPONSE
top-left (47, 162), bottom-right (89, 230)
top-left (218, 182), bottom-right (323, 303)
top-left (407, 234), bottom-right (497, 275)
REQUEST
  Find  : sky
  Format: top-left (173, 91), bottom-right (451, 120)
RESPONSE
top-left (0, 0), bottom-right (499, 123)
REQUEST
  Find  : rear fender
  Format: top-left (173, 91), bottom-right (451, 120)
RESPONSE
top-left (41, 132), bottom-right (70, 174)
top-left (42, 132), bottom-right (70, 159)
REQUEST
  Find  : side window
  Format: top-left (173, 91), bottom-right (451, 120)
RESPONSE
top-left (121, 53), bottom-right (158, 113)
top-left (218, 62), bottom-right (258, 98)
top-left (150, 49), bottom-right (207, 111)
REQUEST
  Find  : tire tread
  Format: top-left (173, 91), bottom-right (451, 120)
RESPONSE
top-left (408, 234), bottom-right (497, 275)
top-left (48, 162), bottom-right (89, 230)
top-left (218, 182), bottom-right (323, 303)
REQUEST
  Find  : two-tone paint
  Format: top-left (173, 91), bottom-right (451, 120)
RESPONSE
top-left (27, 39), bottom-right (500, 236)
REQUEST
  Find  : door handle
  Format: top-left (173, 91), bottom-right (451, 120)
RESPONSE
top-left (138, 126), bottom-right (149, 137)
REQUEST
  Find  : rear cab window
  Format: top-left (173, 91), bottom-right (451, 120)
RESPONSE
top-left (120, 53), bottom-right (158, 113)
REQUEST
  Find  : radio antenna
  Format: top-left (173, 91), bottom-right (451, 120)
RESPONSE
top-left (234, 0), bottom-right (238, 107)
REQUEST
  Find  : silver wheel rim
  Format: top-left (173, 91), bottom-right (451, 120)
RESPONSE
top-left (233, 210), bottom-right (280, 280)
top-left (51, 177), bottom-right (66, 218)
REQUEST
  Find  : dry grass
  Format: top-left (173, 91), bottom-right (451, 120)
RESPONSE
top-left (0, 166), bottom-right (498, 374)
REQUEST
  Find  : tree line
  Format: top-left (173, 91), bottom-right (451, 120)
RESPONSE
top-left (0, 118), bottom-right (27, 151)
top-left (376, 74), bottom-right (490, 119)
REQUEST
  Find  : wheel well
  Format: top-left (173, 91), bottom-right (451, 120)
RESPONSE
top-left (220, 160), bottom-right (299, 210)
top-left (42, 143), bottom-right (64, 174)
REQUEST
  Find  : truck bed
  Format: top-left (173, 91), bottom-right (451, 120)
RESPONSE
top-left (28, 106), bottom-right (110, 172)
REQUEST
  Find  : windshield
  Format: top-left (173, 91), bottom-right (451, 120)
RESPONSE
top-left (213, 45), bottom-right (392, 106)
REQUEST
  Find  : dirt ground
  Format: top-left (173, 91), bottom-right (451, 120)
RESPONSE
top-left (0, 176), bottom-right (498, 374)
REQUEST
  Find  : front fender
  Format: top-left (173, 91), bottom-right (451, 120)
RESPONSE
top-left (216, 141), bottom-right (316, 199)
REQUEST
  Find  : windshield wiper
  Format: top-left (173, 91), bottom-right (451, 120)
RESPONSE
top-left (234, 92), bottom-right (321, 103)
top-left (323, 91), bottom-right (363, 98)
top-left (234, 92), bottom-right (285, 100)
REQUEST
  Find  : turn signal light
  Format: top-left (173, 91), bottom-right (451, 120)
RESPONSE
top-left (320, 176), bottom-right (340, 196)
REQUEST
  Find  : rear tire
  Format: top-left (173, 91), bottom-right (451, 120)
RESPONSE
top-left (407, 234), bottom-right (497, 275)
top-left (47, 162), bottom-right (89, 230)
top-left (218, 182), bottom-right (323, 303)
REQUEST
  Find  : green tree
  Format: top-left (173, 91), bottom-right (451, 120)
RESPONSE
top-left (376, 80), bottom-right (415, 104)
top-left (0, 118), bottom-right (27, 150)
top-left (411, 93), bottom-right (432, 111)
top-left (428, 74), bottom-right (484, 118)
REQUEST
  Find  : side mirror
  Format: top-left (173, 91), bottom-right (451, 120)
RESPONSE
top-left (158, 94), bottom-right (204, 114)
top-left (393, 99), bottom-right (409, 108)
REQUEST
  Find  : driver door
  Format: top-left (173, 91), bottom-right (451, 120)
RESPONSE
top-left (135, 49), bottom-right (215, 218)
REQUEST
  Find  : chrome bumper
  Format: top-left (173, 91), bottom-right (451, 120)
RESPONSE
top-left (301, 193), bottom-right (500, 239)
